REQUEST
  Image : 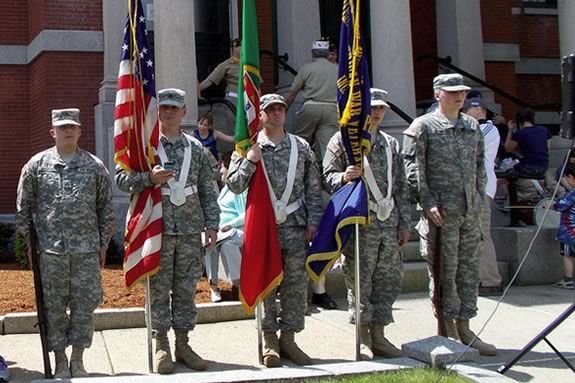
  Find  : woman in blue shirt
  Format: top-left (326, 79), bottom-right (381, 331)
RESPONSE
top-left (504, 107), bottom-right (552, 178)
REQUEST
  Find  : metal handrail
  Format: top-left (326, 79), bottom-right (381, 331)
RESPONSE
top-left (260, 49), bottom-right (298, 76)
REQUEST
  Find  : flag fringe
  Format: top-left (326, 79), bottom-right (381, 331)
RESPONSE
top-left (239, 272), bottom-right (284, 315)
top-left (306, 215), bottom-right (367, 281)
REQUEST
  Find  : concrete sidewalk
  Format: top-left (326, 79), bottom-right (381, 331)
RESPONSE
top-left (1, 285), bottom-right (574, 382)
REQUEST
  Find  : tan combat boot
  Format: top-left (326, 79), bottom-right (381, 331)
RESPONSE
top-left (370, 324), bottom-right (402, 358)
top-left (53, 350), bottom-right (71, 379)
top-left (263, 331), bottom-right (281, 368)
top-left (155, 332), bottom-right (175, 374)
top-left (359, 324), bottom-right (373, 360)
top-left (174, 330), bottom-right (207, 371)
top-left (69, 346), bottom-right (88, 378)
top-left (444, 318), bottom-right (459, 340)
top-left (456, 320), bottom-right (497, 356)
top-left (279, 330), bottom-right (312, 365)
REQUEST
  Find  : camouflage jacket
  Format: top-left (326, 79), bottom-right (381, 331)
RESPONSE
top-left (226, 132), bottom-right (324, 227)
top-left (405, 110), bottom-right (486, 212)
top-left (115, 132), bottom-right (220, 235)
top-left (323, 130), bottom-right (412, 231)
top-left (16, 147), bottom-right (115, 254)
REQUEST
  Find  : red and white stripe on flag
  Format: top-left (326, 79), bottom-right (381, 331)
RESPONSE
top-left (113, 0), bottom-right (162, 288)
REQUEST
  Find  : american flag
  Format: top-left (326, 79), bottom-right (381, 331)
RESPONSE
top-left (114, 0), bottom-right (162, 288)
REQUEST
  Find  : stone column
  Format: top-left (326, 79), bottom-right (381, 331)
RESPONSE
top-left (95, 0), bottom-right (131, 253)
top-left (370, 0), bottom-right (416, 133)
top-left (436, 0), bottom-right (485, 80)
top-left (275, 0), bottom-right (321, 132)
top-left (154, 0), bottom-right (198, 126)
top-left (558, 0), bottom-right (575, 58)
top-left (275, 0), bottom-right (321, 91)
top-left (95, 0), bottom-right (127, 180)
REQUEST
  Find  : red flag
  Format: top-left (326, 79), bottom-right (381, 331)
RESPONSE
top-left (114, 0), bottom-right (162, 288)
top-left (236, 0), bottom-right (283, 313)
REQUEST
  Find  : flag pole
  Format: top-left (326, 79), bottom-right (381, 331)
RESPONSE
top-left (256, 302), bottom-right (264, 364)
top-left (145, 277), bottom-right (154, 373)
top-left (354, 222), bottom-right (361, 361)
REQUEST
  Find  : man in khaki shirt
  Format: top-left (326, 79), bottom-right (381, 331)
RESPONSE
top-left (199, 38), bottom-right (240, 100)
top-left (285, 40), bottom-right (338, 161)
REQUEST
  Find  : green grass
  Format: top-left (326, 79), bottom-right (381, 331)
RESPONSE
top-left (302, 368), bottom-right (471, 383)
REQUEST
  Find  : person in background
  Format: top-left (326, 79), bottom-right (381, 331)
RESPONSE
top-left (462, 97), bottom-right (503, 296)
top-left (554, 164), bottom-right (575, 290)
top-left (199, 38), bottom-right (241, 102)
top-left (285, 40), bottom-right (338, 161)
top-left (205, 156), bottom-right (247, 303)
top-left (504, 107), bottom-right (552, 179)
top-left (192, 113), bottom-right (234, 162)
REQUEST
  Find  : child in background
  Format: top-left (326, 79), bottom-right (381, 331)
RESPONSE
top-left (554, 165), bottom-right (575, 289)
top-left (192, 113), bottom-right (234, 161)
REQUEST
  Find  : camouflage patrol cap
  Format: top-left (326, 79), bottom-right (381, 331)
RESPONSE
top-left (158, 88), bottom-right (186, 108)
top-left (52, 108), bottom-right (81, 127)
top-left (260, 93), bottom-right (287, 111)
top-left (433, 74), bottom-right (470, 92)
top-left (370, 88), bottom-right (390, 108)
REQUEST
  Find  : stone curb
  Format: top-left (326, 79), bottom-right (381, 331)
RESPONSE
top-left (31, 358), bottom-right (427, 383)
top-left (0, 301), bottom-right (253, 335)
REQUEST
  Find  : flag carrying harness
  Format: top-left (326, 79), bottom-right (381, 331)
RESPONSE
top-left (261, 133), bottom-right (303, 224)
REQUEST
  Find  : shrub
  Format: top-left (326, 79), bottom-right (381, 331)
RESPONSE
top-left (0, 222), bottom-right (16, 262)
top-left (106, 237), bottom-right (124, 265)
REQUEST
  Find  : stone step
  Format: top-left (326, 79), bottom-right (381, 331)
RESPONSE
top-left (491, 226), bottom-right (563, 285)
top-left (401, 240), bottom-right (423, 263)
top-left (324, 261), bottom-right (430, 298)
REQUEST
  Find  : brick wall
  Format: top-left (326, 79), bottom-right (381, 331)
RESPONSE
top-left (255, 0), bottom-right (275, 93)
top-left (516, 74), bottom-right (561, 109)
top-left (485, 62), bottom-right (519, 119)
top-left (516, 15), bottom-right (559, 58)
top-left (410, 0), bottom-right (437, 102)
top-left (29, 0), bottom-right (102, 41)
top-left (0, 52), bottom-right (104, 214)
top-left (481, 0), bottom-right (514, 43)
top-left (0, 0), bottom-right (29, 44)
top-left (0, 66), bottom-right (30, 213)
top-left (481, 0), bottom-right (560, 119)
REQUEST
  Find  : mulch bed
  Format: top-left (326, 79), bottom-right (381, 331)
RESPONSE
top-left (0, 263), bottom-right (238, 316)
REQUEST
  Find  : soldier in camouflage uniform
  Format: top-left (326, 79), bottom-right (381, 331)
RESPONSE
top-left (403, 74), bottom-right (496, 356)
top-left (227, 93), bottom-right (323, 368)
top-left (323, 89), bottom-right (411, 360)
top-left (16, 108), bottom-right (115, 378)
top-left (115, 89), bottom-right (220, 374)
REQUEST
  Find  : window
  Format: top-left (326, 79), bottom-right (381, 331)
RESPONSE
top-left (522, 0), bottom-right (557, 8)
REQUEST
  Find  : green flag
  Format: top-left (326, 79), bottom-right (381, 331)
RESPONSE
top-left (235, 0), bottom-right (261, 155)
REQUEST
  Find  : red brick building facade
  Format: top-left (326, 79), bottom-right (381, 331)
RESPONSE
top-left (0, 0), bottom-right (563, 215)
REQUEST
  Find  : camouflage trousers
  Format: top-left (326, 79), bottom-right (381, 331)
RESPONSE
top-left (417, 208), bottom-right (481, 320)
top-left (342, 218), bottom-right (403, 325)
top-left (39, 252), bottom-right (102, 351)
top-left (150, 234), bottom-right (203, 333)
top-left (262, 226), bottom-right (308, 333)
